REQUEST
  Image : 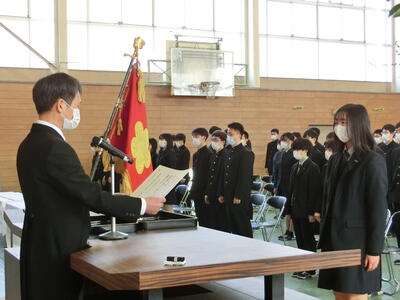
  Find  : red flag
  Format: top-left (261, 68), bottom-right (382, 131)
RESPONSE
top-left (109, 68), bottom-right (152, 193)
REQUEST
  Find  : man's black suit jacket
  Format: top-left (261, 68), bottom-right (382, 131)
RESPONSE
top-left (17, 124), bottom-right (142, 300)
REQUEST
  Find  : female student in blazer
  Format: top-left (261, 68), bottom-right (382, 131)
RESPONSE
top-left (318, 104), bottom-right (388, 300)
top-left (156, 133), bottom-right (177, 204)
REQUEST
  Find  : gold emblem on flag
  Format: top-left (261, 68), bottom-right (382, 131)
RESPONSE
top-left (130, 121), bottom-right (151, 174)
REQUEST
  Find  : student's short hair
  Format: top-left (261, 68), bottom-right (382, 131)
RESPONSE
top-left (281, 132), bottom-right (295, 142)
top-left (382, 124), bottom-right (396, 133)
top-left (309, 127), bottom-right (320, 136)
top-left (192, 128), bottom-right (209, 139)
top-left (32, 72), bottom-right (82, 114)
top-left (212, 130), bottom-right (227, 142)
top-left (373, 129), bottom-right (382, 135)
top-left (324, 139), bottom-right (335, 150)
top-left (326, 131), bottom-right (335, 141)
top-left (174, 133), bottom-right (186, 143)
top-left (303, 129), bottom-right (318, 140)
top-left (292, 138), bottom-right (313, 153)
top-left (271, 128), bottom-right (279, 134)
top-left (292, 132), bottom-right (301, 140)
top-left (396, 122), bottom-right (400, 129)
top-left (243, 130), bottom-right (249, 139)
top-left (228, 122), bottom-right (244, 136)
top-left (209, 126), bottom-right (221, 135)
top-left (149, 138), bottom-right (157, 154)
top-left (159, 133), bottom-right (173, 149)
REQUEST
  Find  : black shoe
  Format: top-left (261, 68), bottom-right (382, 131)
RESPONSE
top-left (296, 272), bottom-right (312, 280)
top-left (394, 259), bottom-right (400, 265)
top-left (291, 272), bottom-right (300, 278)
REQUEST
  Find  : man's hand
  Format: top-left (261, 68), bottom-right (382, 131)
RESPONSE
top-left (144, 197), bottom-right (166, 215)
top-left (233, 198), bottom-right (241, 205)
top-left (204, 195), bottom-right (210, 205)
top-left (364, 255), bottom-right (380, 272)
top-left (308, 215), bottom-right (316, 223)
top-left (218, 196), bottom-right (224, 204)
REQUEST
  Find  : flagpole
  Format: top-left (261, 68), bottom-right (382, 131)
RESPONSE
top-left (89, 48), bottom-right (136, 181)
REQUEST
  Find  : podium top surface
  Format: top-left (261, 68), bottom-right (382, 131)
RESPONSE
top-left (71, 227), bottom-right (360, 291)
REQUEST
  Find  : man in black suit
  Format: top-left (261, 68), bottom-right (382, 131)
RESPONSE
top-left (190, 127), bottom-right (212, 227)
top-left (265, 128), bottom-right (279, 175)
top-left (287, 138), bottom-right (322, 279)
top-left (388, 147), bottom-right (400, 265)
top-left (303, 129), bottom-right (326, 170)
top-left (16, 73), bottom-right (165, 300)
top-left (218, 122), bottom-right (254, 238)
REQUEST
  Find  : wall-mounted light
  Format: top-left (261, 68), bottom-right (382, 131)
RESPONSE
top-left (372, 107), bottom-right (384, 112)
top-left (292, 106), bottom-right (304, 110)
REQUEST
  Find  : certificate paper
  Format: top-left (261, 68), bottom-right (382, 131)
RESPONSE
top-left (132, 166), bottom-right (189, 198)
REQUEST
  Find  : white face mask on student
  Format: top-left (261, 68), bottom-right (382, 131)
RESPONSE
top-left (271, 134), bottom-right (278, 141)
top-left (158, 140), bottom-right (167, 149)
top-left (293, 150), bottom-right (307, 161)
top-left (175, 141), bottom-right (183, 148)
top-left (192, 137), bottom-right (202, 147)
top-left (382, 133), bottom-right (393, 145)
top-left (62, 101), bottom-right (80, 130)
top-left (394, 134), bottom-right (400, 144)
top-left (277, 143), bottom-right (282, 151)
top-left (334, 125), bottom-right (350, 143)
top-left (211, 141), bottom-right (222, 151)
top-left (325, 150), bottom-right (333, 161)
top-left (374, 137), bottom-right (383, 144)
top-left (280, 141), bottom-right (289, 150)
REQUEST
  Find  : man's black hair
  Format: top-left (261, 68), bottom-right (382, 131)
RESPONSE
top-left (228, 122), bottom-right (244, 136)
top-left (292, 138), bottom-right (313, 153)
top-left (192, 128), bottom-right (209, 139)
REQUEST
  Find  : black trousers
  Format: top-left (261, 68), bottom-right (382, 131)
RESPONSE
top-left (226, 200), bottom-right (253, 238)
top-left (292, 217), bottom-right (317, 273)
top-left (193, 196), bottom-right (208, 227)
top-left (393, 202), bottom-right (400, 247)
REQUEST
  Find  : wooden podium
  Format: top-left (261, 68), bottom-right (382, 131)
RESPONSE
top-left (71, 227), bottom-right (360, 300)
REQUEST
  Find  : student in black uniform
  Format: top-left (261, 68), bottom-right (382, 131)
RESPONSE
top-left (303, 128), bottom-right (326, 170)
top-left (265, 128), bottom-right (279, 175)
top-left (191, 128), bottom-right (212, 227)
top-left (381, 124), bottom-right (399, 200)
top-left (205, 130), bottom-right (228, 231)
top-left (173, 133), bottom-right (190, 184)
top-left (208, 126), bottom-right (222, 152)
top-left (219, 122), bottom-right (254, 237)
top-left (287, 138), bottom-right (322, 280)
top-left (277, 132), bottom-right (297, 241)
top-left (149, 138), bottom-right (158, 169)
top-left (156, 133), bottom-right (177, 204)
top-left (373, 129), bottom-right (383, 147)
top-left (292, 132), bottom-right (301, 140)
top-left (242, 130), bottom-right (252, 150)
top-left (318, 104), bottom-right (387, 299)
top-left (310, 127), bottom-right (326, 155)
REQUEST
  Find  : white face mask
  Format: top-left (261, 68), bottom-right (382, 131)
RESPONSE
top-left (277, 143), bottom-right (282, 151)
top-left (241, 139), bottom-right (247, 146)
top-left (271, 134), bottom-right (278, 141)
top-left (394, 134), bottom-right (400, 144)
top-left (293, 150), bottom-right (306, 161)
top-left (382, 133), bottom-right (393, 145)
top-left (334, 125), bottom-right (350, 143)
top-left (192, 137), bottom-right (202, 147)
top-left (158, 140), bottom-right (167, 149)
top-left (325, 150), bottom-right (333, 161)
top-left (211, 141), bottom-right (222, 151)
top-left (62, 101), bottom-right (80, 130)
top-left (175, 141), bottom-right (183, 148)
top-left (280, 141), bottom-right (289, 150)
top-left (226, 135), bottom-right (236, 146)
top-left (374, 137), bottom-right (383, 144)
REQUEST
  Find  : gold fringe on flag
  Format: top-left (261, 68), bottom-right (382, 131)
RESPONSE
top-left (137, 69), bottom-right (146, 104)
top-left (102, 151), bottom-right (132, 195)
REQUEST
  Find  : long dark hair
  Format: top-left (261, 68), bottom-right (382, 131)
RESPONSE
top-left (333, 104), bottom-right (376, 155)
top-left (159, 133), bottom-right (173, 150)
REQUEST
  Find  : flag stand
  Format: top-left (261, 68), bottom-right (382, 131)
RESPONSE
top-left (99, 155), bottom-right (128, 240)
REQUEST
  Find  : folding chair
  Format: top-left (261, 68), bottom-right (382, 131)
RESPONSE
top-left (250, 193), bottom-right (268, 240)
top-left (172, 184), bottom-right (195, 215)
top-left (258, 196), bottom-right (287, 245)
top-left (382, 210), bottom-right (400, 295)
top-left (261, 175), bottom-right (272, 183)
top-left (251, 181), bottom-right (262, 193)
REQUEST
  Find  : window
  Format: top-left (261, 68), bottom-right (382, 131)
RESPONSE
top-left (259, 0), bottom-right (392, 82)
